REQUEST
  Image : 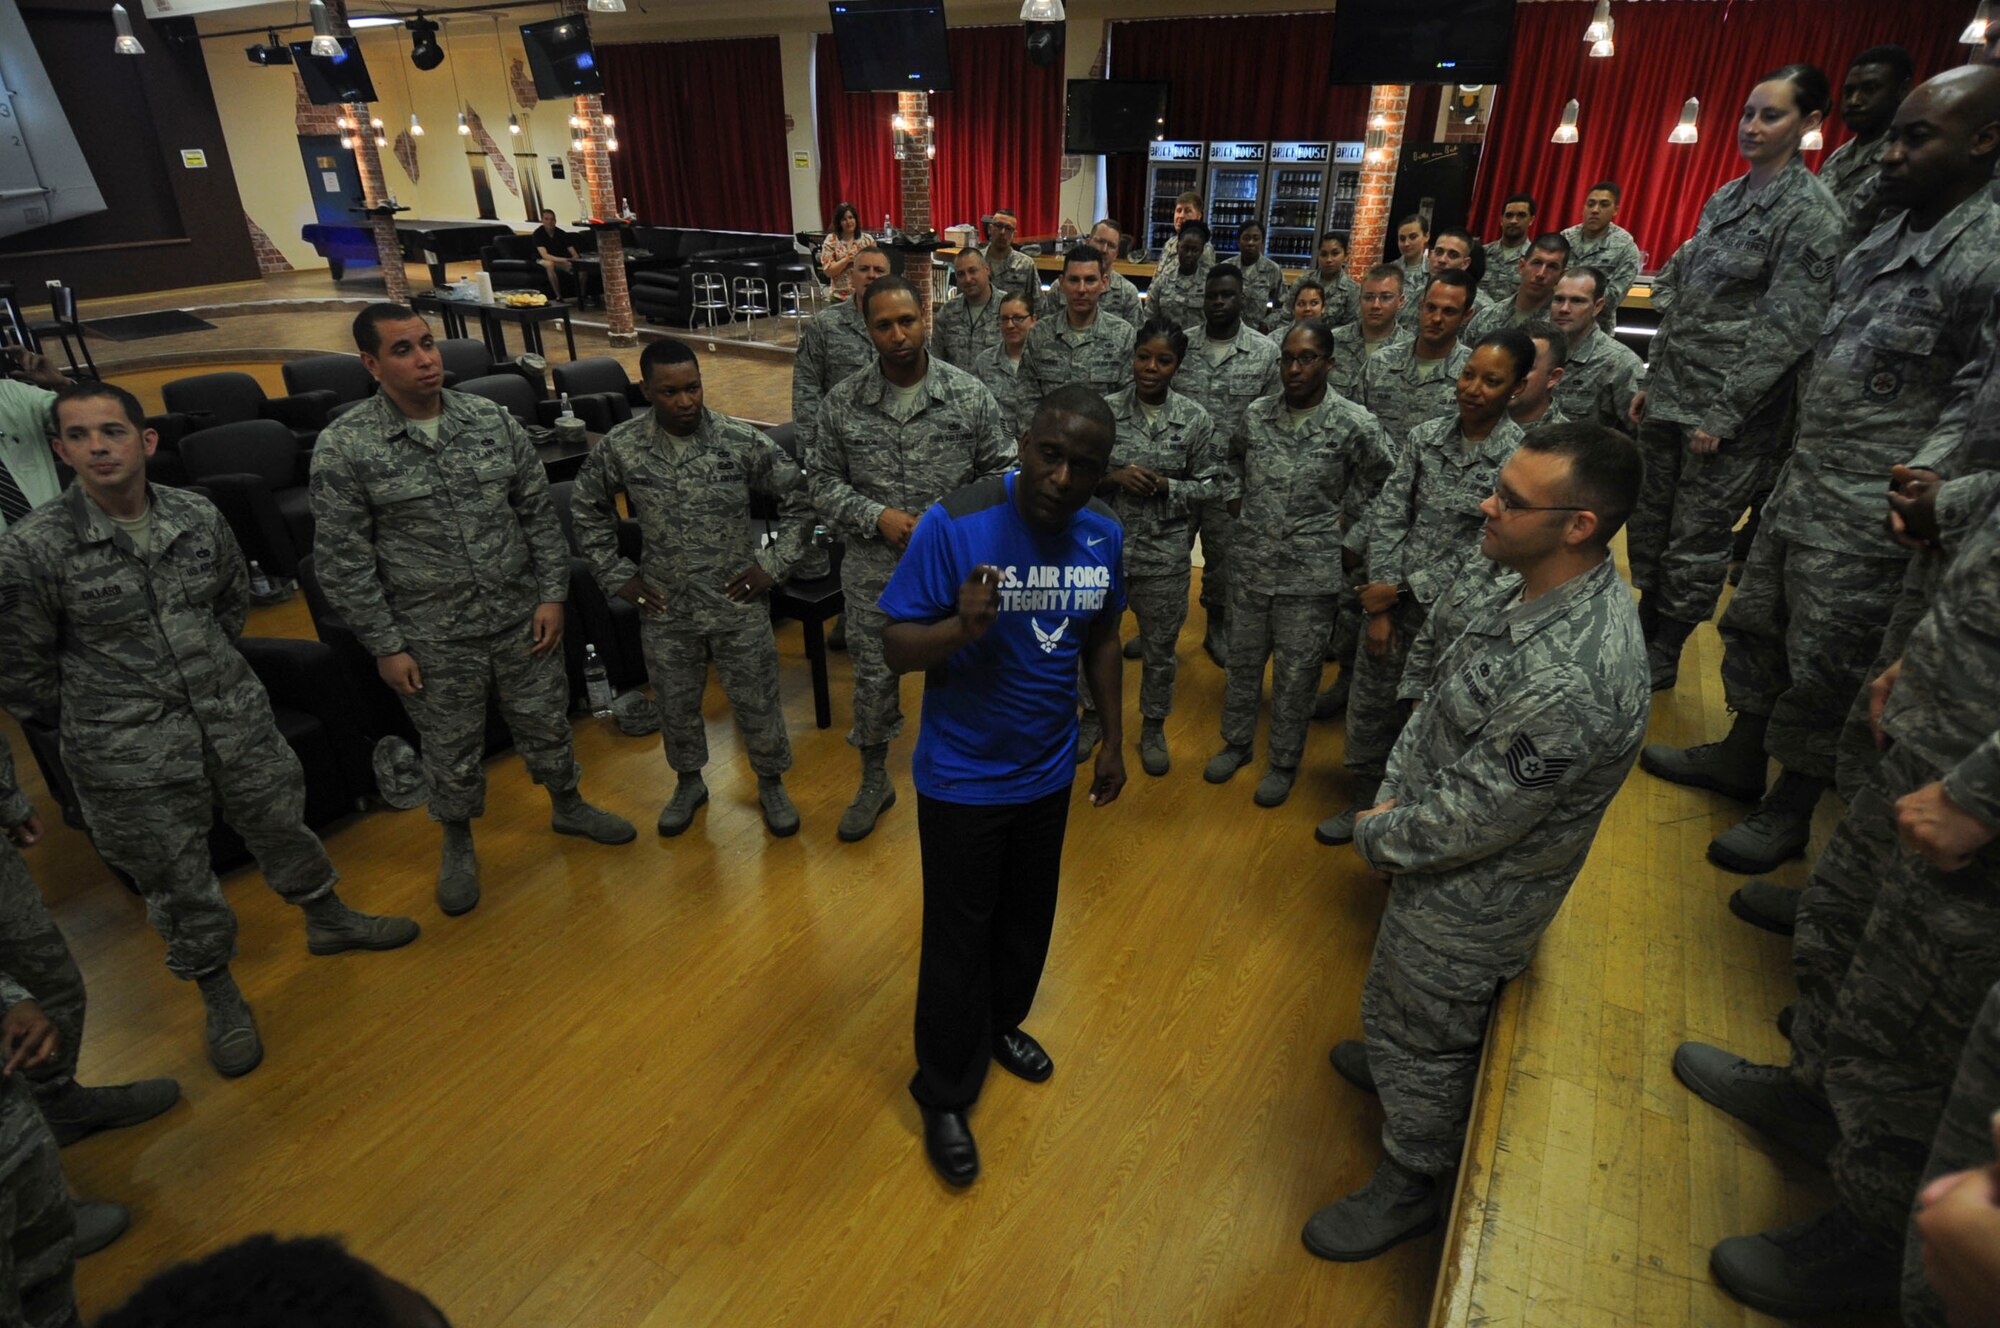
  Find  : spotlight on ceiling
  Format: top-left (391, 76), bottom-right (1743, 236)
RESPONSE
top-left (245, 28), bottom-right (292, 64)
top-left (408, 14), bottom-right (444, 70)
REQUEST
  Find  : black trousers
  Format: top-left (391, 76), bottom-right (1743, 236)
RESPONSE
top-left (910, 788), bottom-right (1072, 1112)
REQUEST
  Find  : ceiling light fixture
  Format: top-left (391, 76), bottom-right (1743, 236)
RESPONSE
top-left (1962, 0), bottom-right (1993, 43)
top-left (1583, 0), bottom-right (1611, 42)
top-left (1801, 126), bottom-right (1824, 151)
top-left (1589, 19), bottom-right (1614, 58)
top-left (307, 0), bottom-right (340, 56)
top-left (1668, 96), bottom-right (1700, 145)
top-left (1551, 98), bottom-right (1580, 144)
top-left (111, 3), bottom-right (144, 55)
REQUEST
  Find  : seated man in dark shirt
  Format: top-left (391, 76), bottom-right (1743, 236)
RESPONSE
top-left (531, 209), bottom-right (581, 298)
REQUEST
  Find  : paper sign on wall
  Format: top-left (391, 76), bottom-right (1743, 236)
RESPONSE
top-left (322, 171), bottom-right (341, 192)
top-left (180, 149), bottom-right (207, 169)
top-left (793, 151), bottom-right (811, 171)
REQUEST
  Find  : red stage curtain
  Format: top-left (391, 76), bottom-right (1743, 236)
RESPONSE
top-left (1105, 14), bottom-right (1373, 241)
top-left (597, 38), bottom-right (790, 233)
top-left (815, 33), bottom-right (901, 232)
top-left (816, 26), bottom-right (1066, 235)
top-left (1468, 0), bottom-right (1968, 271)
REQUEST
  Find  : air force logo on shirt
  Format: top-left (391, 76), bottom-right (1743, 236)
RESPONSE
top-left (1032, 616), bottom-right (1069, 654)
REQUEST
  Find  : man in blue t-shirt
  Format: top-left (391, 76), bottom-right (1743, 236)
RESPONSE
top-left (879, 385), bottom-right (1128, 1187)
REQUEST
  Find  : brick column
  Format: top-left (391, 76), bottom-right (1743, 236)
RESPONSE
top-left (1350, 84), bottom-right (1409, 277)
top-left (348, 103), bottom-right (411, 303)
top-left (563, 0), bottom-right (635, 344)
top-left (896, 91), bottom-right (934, 332)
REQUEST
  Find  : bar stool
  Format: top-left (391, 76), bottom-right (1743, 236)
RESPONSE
top-left (731, 276), bottom-right (770, 342)
top-left (31, 284), bottom-right (97, 380)
top-left (776, 281), bottom-right (812, 345)
top-left (690, 271), bottom-right (729, 335)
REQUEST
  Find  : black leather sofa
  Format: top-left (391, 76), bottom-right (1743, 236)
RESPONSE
top-left (625, 227), bottom-right (809, 327)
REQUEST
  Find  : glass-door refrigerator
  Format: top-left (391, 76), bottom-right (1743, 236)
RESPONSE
top-left (1205, 141), bottom-right (1267, 257)
top-left (1265, 141), bottom-right (1332, 265)
top-left (1145, 141), bottom-right (1205, 256)
top-left (1326, 140), bottom-right (1365, 233)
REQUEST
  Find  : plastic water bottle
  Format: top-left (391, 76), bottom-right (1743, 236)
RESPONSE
top-left (619, 197), bottom-right (636, 221)
top-left (248, 560), bottom-right (273, 597)
top-left (584, 645), bottom-right (614, 717)
top-left (557, 392), bottom-right (577, 423)
top-left (797, 523), bottom-right (831, 580)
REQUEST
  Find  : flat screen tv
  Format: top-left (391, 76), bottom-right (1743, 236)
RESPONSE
top-left (520, 15), bottom-right (604, 99)
top-left (1328, 0), bottom-right (1518, 86)
top-left (1064, 80), bottom-right (1168, 155)
top-left (289, 37), bottom-right (378, 105)
top-left (827, 0), bottom-right (952, 93)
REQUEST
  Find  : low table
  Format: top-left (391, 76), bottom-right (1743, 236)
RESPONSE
top-left (412, 294), bottom-right (578, 362)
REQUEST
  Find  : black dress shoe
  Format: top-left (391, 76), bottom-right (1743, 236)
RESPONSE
top-left (993, 1028), bottom-right (1054, 1083)
top-left (920, 1106), bottom-right (979, 1186)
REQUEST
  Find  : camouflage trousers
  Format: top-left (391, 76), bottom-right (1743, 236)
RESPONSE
top-left (1836, 556), bottom-right (1943, 803)
top-left (1361, 915), bottom-right (1500, 1177)
top-left (1194, 502), bottom-right (1237, 620)
top-left (1221, 588), bottom-right (1338, 771)
top-left (1717, 530), bottom-right (1904, 781)
top-left (1901, 980), bottom-right (2000, 1327)
top-left (1822, 744), bottom-right (2000, 1247)
top-left (1789, 759), bottom-right (1904, 1096)
top-left (1343, 598), bottom-right (1428, 782)
top-left (1082, 567), bottom-right (1191, 720)
top-left (0, 1077), bottom-right (73, 1328)
top-left (1627, 408), bottom-right (1788, 627)
top-left (842, 599), bottom-right (905, 752)
top-left (400, 619), bottom-right (581, 823)
top-left (0, 851), bottom-right (84, 1102)
top-left (641, 620), bottom-right (791, 777)
top-left (72, 718), bottom-right (336, 981)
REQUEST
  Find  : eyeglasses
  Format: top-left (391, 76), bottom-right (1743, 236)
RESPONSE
top-left (1492, 489), bottom-right (1589, 514)
top-left (998, 314), bottom-right (1034, 325)
top-left (1279, 352), bottom-right (1327, 368)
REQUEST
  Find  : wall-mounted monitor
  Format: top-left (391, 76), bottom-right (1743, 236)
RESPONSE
top-left (1328, 0), bottom-right (1517, 86)
top-left (520, 15), bottom-right (604, 99)
top-left (289, 36), bottom-right (378, 105)
top-left (1064, 80), bottom-right (1168, 155)
top-left (827, 1), bottom-right (952, 93)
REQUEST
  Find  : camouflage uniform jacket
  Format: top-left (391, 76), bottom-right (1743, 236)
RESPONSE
top-left (1017, 310), bottom-right (1137, 412)
top-left (1645, 157), bottom-right (1842, 437)
top-left (1771, 194), bottom-right (2000, 557)
top-left (1102, 386), bottom-right (1228, 575)
top-left (1561, 222), bottom-right (1643, 326)
top-left (1359, 414), bottom-right (1527, 606)
top-left (807, 357), bottom-right (1013, 597)
top-left (1879, 482), bottom-right (2000, 828)
top-left (1175, 323), bottom-right (1281, 468)
top-left (987, 248), bottom-right (1042, 307)
top-left (1460, 293), bottom-right (1552, 346)
top-left (1037, 272), bottom-right (1143, 327)
top-left (310, 389), bottom-right (569, 655)
top-left (0, 484), bottom-right (277, 790)
top-left (1358, 338), bottom-right (1473, 463)
top-left (970, 345), bottom-right (1030, 443)
top-left (1289, 267), bottom-right (1360, 328)
top-left (792, 298), bottom-right (877, 456)
top-left (570, 408), bottom-right (811, 634)
top-left (1329, 324), bottom-right (1413, 404)
top-left (930, 293), bottom-right (1000, 370)
top-left (1355, 555), bottom-right (1648, 977)
top-left (1235, 390), bottom-right (1396, 598)
top-left (1819, 130), bottom-right (1890, 251)
top-left (1148, 260), bottom-right (1209, 331)
top-left (1239, 256), bottom-right (1289, 334)
top-left (1550, 326), bottom-right (1644, 434)
top-left (1397, 556), bottom-right (1519, 703)
top-left (1396, 262), bottom-right (1433, 331)
top-left (1155, 242), bottom-right (1216, 276)
top-left (0, 731), bottom-right (26, 833)
top-left (1480, 238), bottom-right (1529, 304)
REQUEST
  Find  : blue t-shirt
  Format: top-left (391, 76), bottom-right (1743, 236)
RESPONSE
top-left (877, 471), bottom-right (1125, 805)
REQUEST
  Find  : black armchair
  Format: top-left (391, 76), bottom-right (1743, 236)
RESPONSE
top-left (179, 420), bottom-right (314, 576)
top-left (551, 357), bottom-right (645, 425)
top-left (282, 353), bottom-right (376, 406)
top-left (162, 371), bottom-right (336, 444)
top-left (457, 374), bottom-right (621, 435)
top-left (547, 480), bottom-right (648, 693)
top-left (481, 234), bottom-right (556, 296)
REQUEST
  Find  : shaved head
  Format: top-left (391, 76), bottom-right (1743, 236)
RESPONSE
top-left (1877, 65), bottom-right (2000, 221)
top-left (1916, 62), bottom-right (2000, 135)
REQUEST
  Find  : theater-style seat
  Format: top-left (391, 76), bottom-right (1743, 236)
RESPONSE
top-left (162, 371), bottom-right (335, 444)
top-left (282, 353), bottom-right (376, 406)
top-left (179, 420), bottom-right (314, 576)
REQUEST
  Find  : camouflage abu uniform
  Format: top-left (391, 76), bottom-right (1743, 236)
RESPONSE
top-left (1719, 196), bottom-right (2000, 784)
top-left (570, 408), bottom-right (811, 778)
top-left (1345, 415), bottom-right (1528, 785)
top-left (987, 248), bottom-right (1042, 308)
top-left (1459, 294), bottom-right (1553, 347)
top-left (1148, 260), bottom-right (1210, 332)
top-left (969, 345), bottom-right (1031, 443)
top-left (310, 390), bottom-right (580, 824)
top-left (1016, 309), bottom-right (1137, 415)
top-left (1289, 268), bottom-right (1360, 328)
top-left (1238, 255), bottom-right (1289, 334)
top-left (1221, 391), bottom-right (1394, 771)
top-left (1903, 979), bottom-right (2000, 1327)
top-left (1395, 259), bottom-right (1433, 331)
top-left (1328, 323), bottom-right (1412, 404)
top-left (1089, 387), bottom-right (1227, 720)
top-left (0, 486), bottom-right (338, 980)
top-left (1479, 238), bottom-right (1529, 305)
top-left (1176, 322), bottom-right (1281, 627)
top-left (808, 358), bottom-right (1013, 751)
top-left (1562, 222), bottom-right (1643, 334)
top-left (1809, 484), bottom-right (2000, 1264)
top-left (1629, 157), bottom-right (1841, 629)
top-left (1353, 555), bottom-right (1648, 1175)
top-left (0, 733), bottom-right (87, 1112)
top-left (1818, 130), bottom-right (1891, 252)
top-left (1550, 325), bottom-right (1644, 435)
top-left (1357, 340), bottom-right (1473, 469)
top-left (930, 294), bottom-right (1000, 371)
top-left (791, 298), bottom-right (877, 458)
top-left (1036, 271), bottom-right (1143, 328)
